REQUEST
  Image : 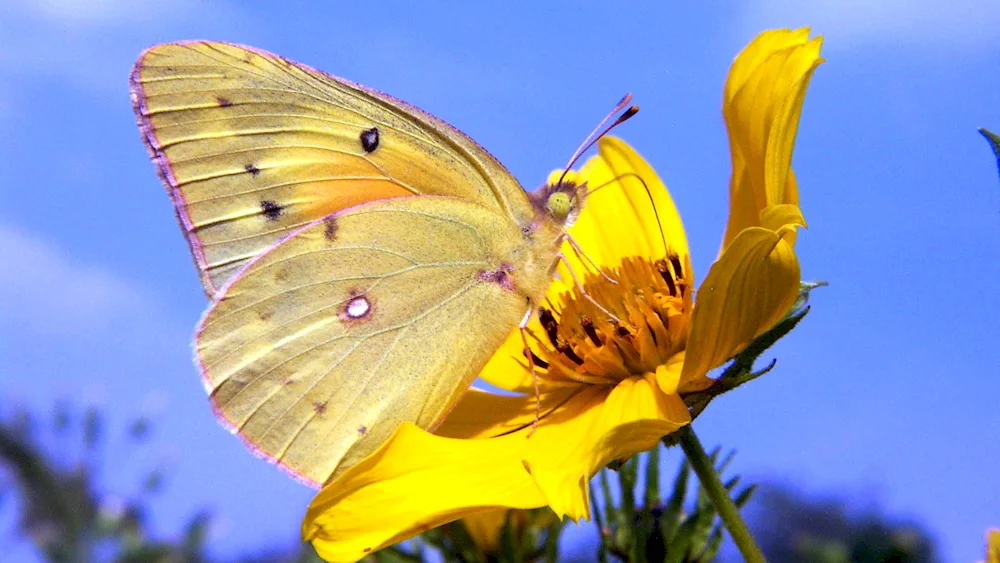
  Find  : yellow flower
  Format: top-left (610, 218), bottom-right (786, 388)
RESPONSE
top-left (461, 509), bottom-right (521, 554)
top-left (985, 528), bottom-right (1000, 563)
top-left (303, 28), bottom-right (823, 563)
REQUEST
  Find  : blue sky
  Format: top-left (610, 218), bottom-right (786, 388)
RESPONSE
top-left (1, 1), bottom-right (998, 561)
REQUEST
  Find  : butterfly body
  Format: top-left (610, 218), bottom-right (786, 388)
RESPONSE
top-left (131, 41), bottom-right (582, 486)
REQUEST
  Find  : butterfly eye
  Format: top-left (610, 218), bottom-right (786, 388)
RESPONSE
top-left (546, 191), bottom-right (573, 222)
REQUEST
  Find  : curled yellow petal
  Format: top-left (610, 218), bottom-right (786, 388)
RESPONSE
top-left (764, 41), bottom-right (823, 211)
top-left (759, 203), bottom-right (807, 246)
top-left (682, 227), bottom-right (800, 382)
top-left (987, 528), bottom-right (1000, 563)
top-left (724, 29), bottom-right (812, 106)
top-left (722, 28), bottom-right (824, 252)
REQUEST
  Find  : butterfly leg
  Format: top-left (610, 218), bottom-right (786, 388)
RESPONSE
top-left (558, 253), bottom-right (631, 328)
top-left (565, 232), bottom-right (618, 285)
top-left (519, 307), bottom-right (542, 437)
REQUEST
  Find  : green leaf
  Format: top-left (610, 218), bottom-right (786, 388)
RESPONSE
top-left (540, 511), bottom-right (564, 563)
top-left (734, 484), bottom-right (757, 508)
top-left (981, 128), bottom-right (1000, 179)
top-left (715, 450), bottom-right (736, 476)
top-left (663, 516), bottom-right (696, 563)
top-left (374, 544), bottom-right (424, 563)
top-left (589, 482), bottom-right (610, 563)
top-left (499, 511), bottom-right (520, 563)
top-left (701, 525), bottom-right (726, 562)
top-left (644, 447), bottom-right (661, 511)
top-left (660, 458), bottom-right (689, 543)
top-left (441, 520), bottom-right (484, 563)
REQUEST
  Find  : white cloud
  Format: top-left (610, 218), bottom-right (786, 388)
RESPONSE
top-left (3, 0), bottom-right (205, 26)
top-left (0, 224), bottom-right (150, 335)
top-left (0, 0), bottom-right (241, 94)
top-left (742, 0), bottom-right (1000, 50)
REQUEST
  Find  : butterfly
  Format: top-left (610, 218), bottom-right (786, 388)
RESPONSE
top-left (130, 42), bottom-right (634, 487)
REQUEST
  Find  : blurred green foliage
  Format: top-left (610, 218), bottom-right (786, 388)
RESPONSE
top-left (1, 401), bottom-right (940, 563)
top-left (0, 403), bottom-right (322, 563)
top-left (750, 483), bottom-right (938, 563)
top-left (367, 507), bottom-right (565, 563)
top-left (593, 446), bottom-right (754, 563)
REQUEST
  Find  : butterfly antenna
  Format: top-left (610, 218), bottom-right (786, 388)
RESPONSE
top-left (557, 94), bottom-right (640, 187)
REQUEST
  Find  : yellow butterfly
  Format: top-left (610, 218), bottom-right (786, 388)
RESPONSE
top-left (130, 42), bottom-right (634, 486)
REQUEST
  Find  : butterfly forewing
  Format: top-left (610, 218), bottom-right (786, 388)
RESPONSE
top-left (131, 41), bottom-right (530, 295)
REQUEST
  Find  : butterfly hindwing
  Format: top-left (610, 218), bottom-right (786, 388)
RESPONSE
top-left (196, 196), bottom-right (531, 485)
top-left (131, 41), bottom-right (531, 296)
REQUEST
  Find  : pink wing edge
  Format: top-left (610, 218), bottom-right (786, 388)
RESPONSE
top-left (190, 214), bottom-right (330, 488)
top-left (129, 47), bottom-right (219, 297)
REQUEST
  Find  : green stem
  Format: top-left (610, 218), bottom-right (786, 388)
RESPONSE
top-left (676, 426), bottom-right (766, 563)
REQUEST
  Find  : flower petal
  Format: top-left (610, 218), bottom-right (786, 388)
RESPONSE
top-left (523, 373), bottom-right (690, 519)
top-left (764, 42), bottom-right (823, 214)
top-left (682, 227), bottom-right (800, 382)
top-left (435, 387), bottom-right (578, 440)
top-left (478, 324), bottom-right (545, 394)
top-left (303, 422), bottom-right (547, 563)
top-left (563, 137), bottom-right (690, 274)
top-left (478, 317), bottom-right (576, 394)
top-left (722, 28), bottom-right (823, 252)
top-left (304, 379), bottom-right (689, 560)
top-left (461, 508), bottom-right (512, 554)
top-left (724, 29), bottom-right (812, 111)
top-left (987, 528), bottom-right (1000, 563)
top-left (759, 202), bottom-right (807, 247)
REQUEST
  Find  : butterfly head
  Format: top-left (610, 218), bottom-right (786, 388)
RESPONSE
top-left (530, 176), bottom-right (586, 228)
top-left (530, 94), bottom-right (638, 231)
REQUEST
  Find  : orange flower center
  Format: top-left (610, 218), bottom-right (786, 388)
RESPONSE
top-left (526, 253), bottom-right (690, 387)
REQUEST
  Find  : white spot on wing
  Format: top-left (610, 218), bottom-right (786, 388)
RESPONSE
top-left (346, 296), bottom-right (370, 318)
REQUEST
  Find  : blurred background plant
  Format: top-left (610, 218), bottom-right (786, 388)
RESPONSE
top-left (980, 128), bottom-right (1000, 179)
top-left (1, 402), bottom-right (941, 562)
top-left (747, 483), bottom-right (937, 563)
top-left (0, 402), bottom-right (321, 563)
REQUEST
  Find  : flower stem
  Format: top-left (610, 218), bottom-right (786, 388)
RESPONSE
top-left (676, 425), bottom-right (767, 563)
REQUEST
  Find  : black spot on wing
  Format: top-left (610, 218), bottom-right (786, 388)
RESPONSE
top-left (260, 200), bottom-right (283, 221)
top-left (245, 163), bottom-right (261, 176)
top-left (216, 96), bottom-right (233, 107)
top-left (359, 127), bottom-right (379, 153)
